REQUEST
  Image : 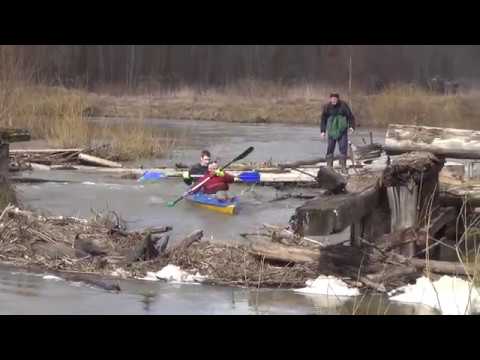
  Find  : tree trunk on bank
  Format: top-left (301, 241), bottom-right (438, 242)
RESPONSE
top-left (385, 124), bottom-right (480, 159)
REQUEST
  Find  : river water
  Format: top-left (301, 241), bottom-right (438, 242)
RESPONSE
top-left (2, 119), bottom-right (439, 315)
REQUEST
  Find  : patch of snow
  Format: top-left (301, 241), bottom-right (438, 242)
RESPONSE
top-left (43, 275), bottom-right (63, 281)
top-left (295, 275), bottom-right (360, 297)
top-left (81, 181), bottom-right (96, 185)
top-left (139, 265), bottom-right (207, 284)
top-left (389, 276), bottom-right (480, 315)
top-left (111, 268), bottom-right (129, 279)
top-left (140, 272), bottom-right (161, 281)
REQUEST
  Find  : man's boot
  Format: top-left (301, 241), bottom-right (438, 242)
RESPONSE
top-left (326, 154), bottom-right (334, 168)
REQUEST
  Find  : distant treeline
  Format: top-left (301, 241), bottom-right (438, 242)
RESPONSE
top-left (4, 45), bottom-right (480, 90)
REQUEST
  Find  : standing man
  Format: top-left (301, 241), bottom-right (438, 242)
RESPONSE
top-left (320, 93), bottom-right (356, 173)
top-left (183, 150), bottom-right (212, 186)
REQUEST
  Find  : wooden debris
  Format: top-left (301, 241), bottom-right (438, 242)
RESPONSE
top-left (262, 224), bottom-right (326, 247)
top-left (385, 124), bottom-right (480, 159)
top-left (248, 241), bottom-right (321, 264)
top-left (316, 167), bottom-right (347, 194)
top-left (0, 128), bottom-right (31, 143)
top-left (167, 230), bottom-right (204, 256)
top-left (78, 153), bottom-right (123, 168)
top-left (291, 185), bottom-right (380, 236)
top-left (9, 148), bottom-right (83, 154)
top-left (409, 258), bottom-right (475, 276)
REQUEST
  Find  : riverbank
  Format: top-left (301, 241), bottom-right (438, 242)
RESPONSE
top-left (87, 83), bottom-right (480, 130)
top-left (4, 82), bottom-right (480, 162)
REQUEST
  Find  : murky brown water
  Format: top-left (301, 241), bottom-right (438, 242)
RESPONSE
top-left (5, 119), bottom-right (437, 315)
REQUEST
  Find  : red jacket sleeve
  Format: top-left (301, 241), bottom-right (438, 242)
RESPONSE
top-left (223, 172), bottom-right (235, 184)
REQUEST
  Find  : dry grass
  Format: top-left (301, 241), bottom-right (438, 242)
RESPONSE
top-left (92, 81), bottom-right (339, 124)
top-left (92, 81), bottom-right (480, 130)
top-left (0, 83), bottom-right (178, 160)
top-left (92, 121), bottom-right (178, 161)
top-left (365, 84), bottom-right (480, 129)
top-left (0, 47), bottom-right (178, 160)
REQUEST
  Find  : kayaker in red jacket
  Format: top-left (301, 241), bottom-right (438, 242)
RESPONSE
top-left (198, 161), bottom-right (235, 199)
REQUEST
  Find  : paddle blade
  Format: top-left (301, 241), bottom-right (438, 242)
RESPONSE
top-left (139, 171), bottom-right (167, 182)
top-left (238, 171), bottom-right (261, 184)
top-left (166, 198), bottom-right (182, 208)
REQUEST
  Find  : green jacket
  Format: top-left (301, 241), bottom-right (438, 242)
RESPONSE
top-left (320, 100), bottom-right (356, 138)
top-left (327, 115), bottom-right (348, 140)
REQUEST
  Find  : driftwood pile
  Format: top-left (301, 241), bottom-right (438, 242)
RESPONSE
top-left (0, 206), bottom-right (203, 283)
top-left (9, 145), bottom-right (123, 172)
top-left (0, 193), bottom-right (476, 294)
top-left (0, 205), bottom-right (427, 292)
top-left (0, 206), bottom-right (324, 289)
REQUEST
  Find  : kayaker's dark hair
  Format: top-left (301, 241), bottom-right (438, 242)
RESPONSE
top-left (201, 150), bottom-right (211, 158)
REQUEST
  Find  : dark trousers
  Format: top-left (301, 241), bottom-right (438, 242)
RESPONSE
top-left (326, 131), bottom-right (348, 157)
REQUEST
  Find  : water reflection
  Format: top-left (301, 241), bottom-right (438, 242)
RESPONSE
top-left (139, 290), bottom-right (158, 313)
top-left (0, 266), bottom-right (441, 315)
top-left (0, 273), bottom-right (40, 298)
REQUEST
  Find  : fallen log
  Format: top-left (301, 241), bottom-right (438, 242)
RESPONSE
top-left (358, 276), bottom-right (387, 293)
top-left (269, 193), bottom-right (317, 202)
top-left (415, 237), bottom-right (446, 257)
top-left (8, 161), bottom-right (32, 172)
top-left (439, 185), bottom-right (480, 208)
top-left (0, 128), bottom-right (31, 143)
top-left (31, 240), bottom-right (78, 259)
top-left (28, 163), bottom-right (51, 171)
top-left (378, 228), bottom-right (420, 252)
top-left (424, 207), bottom-right (457, 236)
top-left (366, 265), bottom-right (417, 284)
top-left (380, 207), bottom-right (457, 253)
top-left (316, 167), bottom-right (347, 193)
top-left (291, 185), bottom-right (381, 236)
top-left (247, 241), bottom-right (321, 264)
top-left (0, 143), bottom-right (8, 173)
top-left (409, 258), bottom-right (475, 276)
top-left (10, 177), bottom-right (76, 184)
top-left (10, 148), bottom-right (83, 154)
top-left (385, 124), bottom-right (480, 159)
top-left (278, 145), bottom-right (383, 170)
top-left (353, 143), bottom-right (383, 161)
top-left (279, 157), bottom-right (342, 169)
top-left (383, 151), bottom-right (444, 188)
top-left (167, 230), bottom-right (204, 256)
top-left (262, 224), bottom-right (326, 247)
top-left (73, 235), bottom-right (109, 257)
top-left (78, 153), bottom-right (123, 168)
top-left (128, 233), bottom-right (170, 262)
